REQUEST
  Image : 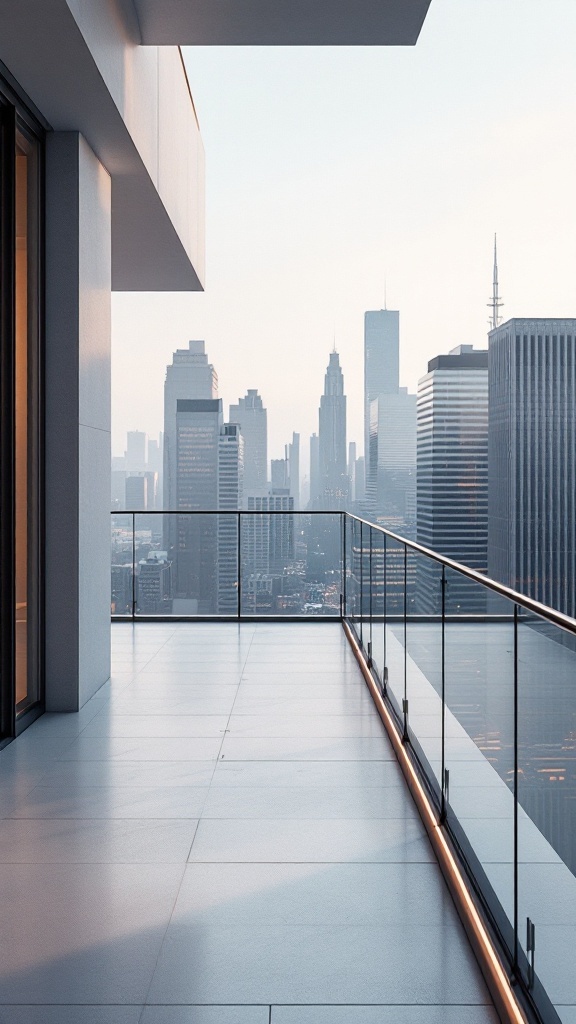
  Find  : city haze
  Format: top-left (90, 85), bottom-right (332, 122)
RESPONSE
top-left (112, 0), bottom-right (576, 466)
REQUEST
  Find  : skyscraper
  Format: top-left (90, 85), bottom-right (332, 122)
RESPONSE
top-left (287, 432), bottom-right (300, 508)
top-left (124, 430), bottom-right (147, 474)
top-left (229, 390), bottom-right (267, 498)
top-left (318, 351), bottom-right (348, 509)
top-left (309, 433), bottom-right (320, 507)
top-left (417, 346), bottom-right (488, 612)
top-left (170, 397), bottom-right (222, 613)
top-left (368, 390), bottom-right (416, 531)
top-left (218, 423), bottom-right (243, 613)
top-left (488, 319), bottom-right (576, 616)
top-left (163, 341), bottom-right (218, 511)
top-left (364, 309), bottom-right (400, 473)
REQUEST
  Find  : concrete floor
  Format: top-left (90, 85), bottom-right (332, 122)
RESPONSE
top-left (0, 622), bottom-right (498, 1023)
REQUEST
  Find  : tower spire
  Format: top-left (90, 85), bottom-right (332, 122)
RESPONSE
top-left (488, 233), bottom-right (503, 330)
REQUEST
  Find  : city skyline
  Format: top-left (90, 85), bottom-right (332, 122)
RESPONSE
top-left (112, 0), bottom-right (576, 462)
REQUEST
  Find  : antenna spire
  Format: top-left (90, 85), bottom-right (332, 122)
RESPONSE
top-left (488, 233), bottom-right (503, 330)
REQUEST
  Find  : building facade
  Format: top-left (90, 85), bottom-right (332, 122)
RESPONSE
top-left (488, 318), bottom-right (576, 616)
top-left (417, 346), bottom-right (488, 613)
top-left (364, 309), bottom-right (400, 478)
top-left (318, 351), bottom-right (349, 510)
top-left (229, 389), bottom-right (267, 498)
top-left (218, 423), bottom-right (244, 613)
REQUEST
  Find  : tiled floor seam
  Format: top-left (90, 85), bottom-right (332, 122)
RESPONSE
top-left (188, 624), bottom-right (259, 848)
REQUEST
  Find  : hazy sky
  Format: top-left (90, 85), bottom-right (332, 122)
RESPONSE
top-left (112, 0), bottom-right (576, 472)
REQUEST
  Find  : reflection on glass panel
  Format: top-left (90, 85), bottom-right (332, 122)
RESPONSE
top-left (444, 568), bottom-right (515, 943)
top-left (517, 611), bottom-right (576, 999)
top-left (383, 537), bottom-right (406, 715)
top-left (111, 514), bottom-right (134, 616)
top-left (241, 513), bottom-right (340, 617)
top-left (15, 126), bottom-right (39, 714)
top-left (406, 552), bottom-right (443, 786)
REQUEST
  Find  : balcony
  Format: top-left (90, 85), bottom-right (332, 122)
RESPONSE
top-left (0, 512), bottom-right (573, 1021)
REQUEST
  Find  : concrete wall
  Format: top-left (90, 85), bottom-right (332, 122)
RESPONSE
top-left (0, 0), bottom-right (205, 290)
top-left (45, 133), bottom-right (111, 711)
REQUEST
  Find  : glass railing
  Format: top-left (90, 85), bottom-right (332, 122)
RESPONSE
top-left (343, 514), bottom-right (573, 1024)
top-left (111, 510), bottom-right (342, 618)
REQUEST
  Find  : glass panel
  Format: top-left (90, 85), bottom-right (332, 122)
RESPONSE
top-left (444, 566), bottom-right (516, 951)
top-left (15, 125), bottom-right (40, 714)
top-left (349, 517), bottom-right (362, 633)
top-left (111, 513), bottom-right (134, 616)
top-left (369, 528), bottom-right (386, 689)
top-left (517, 610), bottom-right (576, 1011)
top-left (382, 536), bottom-right (406, 718)
top-left (406, 551), bottom-right (443, 790)
top-left (240, 512), bottom-right (340, 616)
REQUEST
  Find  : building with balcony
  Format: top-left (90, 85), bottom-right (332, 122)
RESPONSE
top-left (1, 3), bottom-right (573, 1023)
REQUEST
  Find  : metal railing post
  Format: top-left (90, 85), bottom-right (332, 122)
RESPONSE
top-left (341, 512), bottom-right (346, 620)
top-left (441, 566), bottom-right (447, 822)
top-left (237, 511), bottom-right (241, 621)
top-left (131, 511), bottom-right (136, 621)
top-left (514, 602), bottom-right (519, 976)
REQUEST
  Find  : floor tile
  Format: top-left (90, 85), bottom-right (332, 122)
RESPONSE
top-left (0, 1010), bottom-right (142, 1024)
top-left (141, 1009), bottom-right (269, 1024)
top-left (210, 761), bottom-right (404, 788)
top-left (226, 716), bottom-right (387, 738)
top-left (0, 818), bottom-right (198, 862)
top-left (219, 736), bottom-right (394, 761)
top-left (0, 863), bottom-right (184, 1003)
top-left (9, 784), bottom-right (207, 819)
top-left (271, 1008), bottom-right (499, 1023)
top-left (60, 737), bottom-right (224, 762)
top-left (201, 785), bottom-right (418, 820)
top-left (188, 818), bottom-right (432, 863)
top-left (172, 861), bottom-right (453, 925)
top-left (82, 715), bottom-right (230, 738)
top-left (148, 924), bottom-right (490, 1005)
top-left (42, 760), bottom-right (217, 788)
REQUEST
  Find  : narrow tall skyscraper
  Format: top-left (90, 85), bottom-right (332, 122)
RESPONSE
top-left (171, 397), bottom-right (222, 612)
top-left (229, 390), bottom-right (267, 498)
top-left (364, 309), bottom-right (400, 470)
top-left (163, 341), bottom-right (218, 511)
top-left (417, 346), bottom-right (488, 612)
top-left (318, 351), bottom-right (348, 509)
top-left (488, 319), bottom-right (576, 616)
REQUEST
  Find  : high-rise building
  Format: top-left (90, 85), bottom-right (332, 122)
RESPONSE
top-left (125, 473), bottom-right (147, 510)
top-left (488, 319), bottom-right (576, 616)
top-left (417, 346), bottom-right (488, 613)
top-left (125, 430), bottom-right (147, 473)
top-left (309, 433), bottom-right (320, 507)
top-left (368, 390), bottom-right (416, 532)
top-left (348, 442), bottom-right (357, 502)
top-left (229, 390), bottom-right (267, 498)
top-left (137, 552), bottom-right (172, 614)
top-left (242, 492), bottom-right (295, 612)
top-left (163, 341), bottom-right (218, 511)
top-left (271, 459), bottom-right (289, 489)
top-left (218, 424), bottom-right (244, 613)
top-left (364, 309), bottom-right (400, 473)
top-left (170, 397), bottom-right (222, 613)
top-left (147, 436), bottom-right (163, 507)
top-left (318, 351), bottom-right (348, 510)
top-left (287, 432), bottom-right (300, 508)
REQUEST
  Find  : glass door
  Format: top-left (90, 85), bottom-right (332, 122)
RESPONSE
top-left (0, 83), bottom-right (43, 741)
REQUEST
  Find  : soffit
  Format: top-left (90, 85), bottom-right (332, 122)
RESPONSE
top-left (134, 0), bottom-right (432, 46)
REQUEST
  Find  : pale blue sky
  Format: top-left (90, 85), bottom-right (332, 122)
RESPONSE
top-left (112, 0), bottom-right (576, 471)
